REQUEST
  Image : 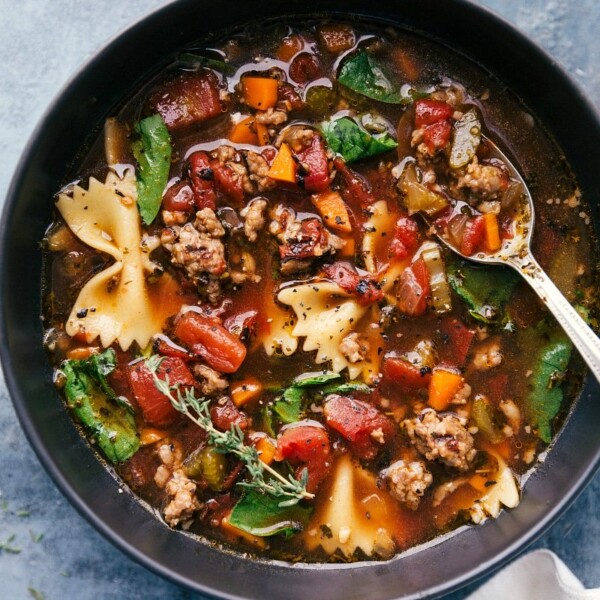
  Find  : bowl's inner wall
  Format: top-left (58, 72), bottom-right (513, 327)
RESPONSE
top-left (2, 1), bottom-right (600, 599)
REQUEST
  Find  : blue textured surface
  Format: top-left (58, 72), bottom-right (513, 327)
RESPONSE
top-left (1, 1), bottom-right (599, 598)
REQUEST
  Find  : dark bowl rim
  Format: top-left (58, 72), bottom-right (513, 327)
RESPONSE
top-left (2, 0), bottom-right (600, 598)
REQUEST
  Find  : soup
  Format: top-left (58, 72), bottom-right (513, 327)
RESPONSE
top-left (42, 19), bottom-right (598, 562)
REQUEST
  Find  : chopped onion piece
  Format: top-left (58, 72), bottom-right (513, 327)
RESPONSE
top-left (420, 241), bottom-right (452, 314)
top-left (104, 117), bottom-right (129, 166)
top-left (400, 163), bottom-right (449, 216)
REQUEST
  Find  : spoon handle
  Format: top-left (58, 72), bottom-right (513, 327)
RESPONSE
top-left (509, 253), bottom-right (600, 382)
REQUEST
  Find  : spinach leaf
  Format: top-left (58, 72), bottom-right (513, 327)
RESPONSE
top-left (273, 386), bottom-right (305, 424)
top-left (61, 350), bottom-right (139, 463)
top-left (132, 114), bottom-right (172, 225)
top-left (271, 371), bottom-right (371, 424)
top-left (320, 381), bottom-right (371, 395)
top-left (322, 117), bottom-right (398, 163)
top-left (525, 333), bottom-right (572, 443)
top-left (338, 51), bottom-right (404, 104)
top-left (447, 260), bottom-right (519, 324)
top-left (292, 371), bottom-right (341, 388)
top-left (229, 491), bottom-right (312, 537)
top-left (178, 52), bottom-right (236, 75)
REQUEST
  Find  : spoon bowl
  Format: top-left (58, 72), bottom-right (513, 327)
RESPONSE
top-left (431, 137), bottom-right (600, 381)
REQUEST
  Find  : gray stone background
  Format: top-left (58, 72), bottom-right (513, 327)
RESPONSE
top-left (1, 1), bottom-right (599, 598)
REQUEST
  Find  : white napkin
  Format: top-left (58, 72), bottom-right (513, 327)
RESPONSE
top-left (466, 550), bottom-right (600, 599)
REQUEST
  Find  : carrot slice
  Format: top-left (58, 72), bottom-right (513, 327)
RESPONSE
top-left (256, 436), bottom-right (277, 465)
top-left (241, 77), bottom-right (278, 110)
top-left (231, 377), bottom-right (263, 407)
top-left (483, 212), bottom-right (501, 252)
top-left (255, 121), bottom-right (270, 146)
top-left (229, 117), bottom-right (258, 144)
top-left (428, 368), bottom-right (464, 411)
top-left (311, 191), bottom-right (352, 233)
top-left (267, 143), bottom-right (297, 183)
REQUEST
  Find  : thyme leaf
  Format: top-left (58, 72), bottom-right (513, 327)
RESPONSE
top-left (145, 355), bottom-right (313, 506)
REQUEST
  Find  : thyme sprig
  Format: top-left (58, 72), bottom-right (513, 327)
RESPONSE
top-left (145, 355), bottom-right (313, 506)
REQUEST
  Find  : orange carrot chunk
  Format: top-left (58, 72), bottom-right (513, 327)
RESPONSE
top-left (231, 377), bottom-right (263, 407)
top-left (311, 190), bottom-right (352, 233)
top-left (229, 117), bottom-right (258, 145)
top-left (428, 368), bottom-right (464, 411)
top-left (267, 143), bottom-right (297, 183)
top-left (241, 77), bottom-right (279, 110)
top-left (483, 212), bottom-right (501, 252)
top-left (255, 120), bottom-right (270, 146)
top-left (256, 436), bottom-right (277, 465)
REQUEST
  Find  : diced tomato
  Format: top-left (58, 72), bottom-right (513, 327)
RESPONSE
top-left (423, 120), bottom-right (452, 152)
top-left (460, 216), bottom-right (485, 256)
top-left (296, 135), bottom-right (330, 192)
top-left (322, 262), bottom-right (383, 306)
top-left (210, 159), bottom-right (246, 204)
top-left (396, 258), bottom-right (430, 316)
top-left (174, 311), bottom-right (247, 374)
top-left (223, 310), bottom-right (258, 341)
top-left (275, 425), bottom-right (331, 493)
top-left (323, 395), bottom-right (395, 460)
top-left (382, 356), bottom-right (432, 391)
top-left (279, 217), bottom-right (327, 260)
top-left (187, 151), bottom-right (217, 211)
top-left (127, 357), bottom-right (194, 426)
top-left (414, 99), bottom-right (454, 128)
top-left (210, 397), bottom-right (249, 432)
top-left (153, 335), bottom-right (192, 361)
top-left (147, 70), bottom-right (224, 131)
top-left (439, 317), bottom-right (475, 367)
top-left (278, 82), bottom-right (304, 111)
top-left (289, 52), bottom-right (322, 84)
top-left (389, 216), bottom-right (420, 260)
top-left (334, 158), bottom-right (376, 208)
top-left (500, 214), bottom-right (515, 239)
top-left (162, 181), bottom-right (195, 213)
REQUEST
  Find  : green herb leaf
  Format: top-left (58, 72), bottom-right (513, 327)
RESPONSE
top-left (525, 333), bottom-right (572, 443)
top-left (229, 491), bottom-right (312, 537)
top-left (447, 260), bottom-right (519, 324)
top-left (144, 355), bottom-right (313, 504)
top-left (132, 114), bottom-right (172, 225)
top-left (320, 381), bottom-right (371, 395)
top-left (292, 371), bottom-right (341, 387)
top-left (61, 350), bottom-right (139, 463)
top-left (273, 386), bottom-right (305, 424)
top-left (322, 117), bottom-right (397, 163)
top-left (28, 588), bottom-right (45, 600)
top-left (338, 51), bottom-right (404, 104)
top-left (178, 53), bottom-right (236, 75)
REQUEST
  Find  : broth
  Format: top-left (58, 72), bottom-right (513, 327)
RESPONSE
top-left (42, 19), bottom-right (598, 562)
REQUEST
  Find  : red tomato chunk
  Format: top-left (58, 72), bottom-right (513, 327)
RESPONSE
top-left (324, 395), bottom-right (395, 460)
top-left (276, 425), bottom-right (331, 493)
top-left (147, 70), bottom-right (224, 131)
top-left (174, 311), bottom-right (247, 374)
top-left (396, 258), bottom-right (430, 316)
top-left (414, 99), bottom-right (454, 127)
top-left (382, 356), bottom-right (432, 391)
top-left (127, 357), bottom-right (194, 426)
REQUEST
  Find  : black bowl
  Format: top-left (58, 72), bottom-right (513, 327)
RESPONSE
top-left (2, 1), bottom-right (600, 598)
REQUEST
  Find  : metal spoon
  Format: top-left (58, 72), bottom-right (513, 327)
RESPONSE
top-left (434, 139), bottom-right (600, 381)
